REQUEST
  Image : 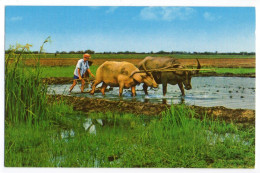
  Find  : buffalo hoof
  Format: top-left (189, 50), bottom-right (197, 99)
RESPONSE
top-left (90, 91), bottom-right (94, 95)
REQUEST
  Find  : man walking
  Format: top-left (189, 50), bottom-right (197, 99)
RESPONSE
top-left (69, 53), bottom-right (95, 93)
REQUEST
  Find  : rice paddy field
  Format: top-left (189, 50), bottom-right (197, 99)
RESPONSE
top-left (7, 53), bottom-right (256, 59)
top-left (4, 48), bottom-right (256, 168)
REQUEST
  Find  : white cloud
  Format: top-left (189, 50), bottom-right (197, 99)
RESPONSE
top-left (203, 12), bottom-right (221, 21)
top-left (106, 7), bottom-right (118, 14)
top-left (10, 16), bottom-right (23, 21)
top-left (140, 7), bottom-right (195, 21)
top-left (203, 12), bottom-right (215, 21)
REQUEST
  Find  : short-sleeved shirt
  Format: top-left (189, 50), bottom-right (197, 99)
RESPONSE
top-left (74, 59), bottom-right (90, 77)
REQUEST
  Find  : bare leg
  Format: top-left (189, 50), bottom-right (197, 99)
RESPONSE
top-left (69, 80), bottom-right (77, 92)
top-left (178, 82), bottom-right (185, 96)
top-left (131, 86), bottom-right (136, 97)
top-left (100, 83), bottom-right (107, 95)
top-left (143, 84), bottom-right (148, 95)
top-left (81, 79), bottom-right (86, 93)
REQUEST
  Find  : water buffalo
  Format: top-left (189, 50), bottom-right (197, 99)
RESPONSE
top-left (90, 61), bottom-right (158, 96)
top-left (138, 56), bottom-right (201, 96)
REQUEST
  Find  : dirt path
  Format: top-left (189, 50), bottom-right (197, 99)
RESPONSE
top-left (49, 95), bottom-right (255, 126)
top-left (25, 58), bottom-right (255, 68)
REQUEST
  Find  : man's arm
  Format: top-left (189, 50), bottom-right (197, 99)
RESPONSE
top-left (78, 68), bottom-right (82, 80)
top-left (87, 69), bottom-right (95, 78)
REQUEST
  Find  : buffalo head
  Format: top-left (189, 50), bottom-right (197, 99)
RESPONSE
top-left (176, 59), bottom-right (201, 90)
top-left (131, 69), bottom-right (158, 88)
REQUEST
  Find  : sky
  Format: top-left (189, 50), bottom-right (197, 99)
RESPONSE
top-left (5, 6), bottom-right (256, 53)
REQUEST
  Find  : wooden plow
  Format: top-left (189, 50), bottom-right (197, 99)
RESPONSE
top-left (134, 67), bottom-right (215, 73)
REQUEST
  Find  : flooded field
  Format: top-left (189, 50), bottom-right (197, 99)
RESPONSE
top-left (48, 77), bottom-right (255, 110)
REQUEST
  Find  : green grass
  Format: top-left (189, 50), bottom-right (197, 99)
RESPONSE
top-left (5, 106), bottom-right (255, 167)
top-left (6, 53), bottom-right (255, 59)
top-left (37, 66), bottom-right (254, 78)
top-left (38, 65), bottom-right (98, 78)
top-left (213, 68), bottom-right (255, 74)
top-left (22, 65), bottom-right (99, 78)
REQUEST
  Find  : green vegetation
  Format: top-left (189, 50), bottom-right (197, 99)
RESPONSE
top-left (213, 68), bottom-right (255, 74)
top-left (5, 41), bottom-right (255, 168)
top-left (6, 53), bottom-right (255, 59)
top-left (201, 67), bottom-right (255, 75)
top-left (5, 105), bottom-right (255, 167)
top-left (35, 65), bottom-right (99, 78)
top-left (37, 66), bottom-right (254, 78)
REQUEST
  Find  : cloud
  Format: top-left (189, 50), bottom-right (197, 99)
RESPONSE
top-left (140, 7), bottom-right (195, 21)
top-left (10, 16), bottom-right (23, 21)
top-left (203, 12), bottom-right (221, 21)
top-left (106, 7), bottom-right (118, 14)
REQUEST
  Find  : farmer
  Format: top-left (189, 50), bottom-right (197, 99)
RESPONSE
top-left (69, 53), bottom-right (95, 93)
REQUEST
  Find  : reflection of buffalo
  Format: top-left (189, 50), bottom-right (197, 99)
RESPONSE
top-left (90, 61), bottom-right (158, 96)
top-left (138, 57), bottom-right (201, 96)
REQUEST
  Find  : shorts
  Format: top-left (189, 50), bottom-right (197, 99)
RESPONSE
top-left (73, 75), bottom-right (79, 79)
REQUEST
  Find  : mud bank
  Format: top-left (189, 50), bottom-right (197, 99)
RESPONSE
top-left (49, 95), bottom-right (255, 126)
top-left (42, 73), bottom-right (255, 85)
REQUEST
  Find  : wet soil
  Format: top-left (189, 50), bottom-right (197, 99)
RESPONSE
top-left (49, 95), bottom-right (255, 126)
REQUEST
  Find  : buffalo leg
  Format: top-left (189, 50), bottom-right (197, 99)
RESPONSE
top-left (163, 83), bottom-right (167, 96)
top-left (100, 83), bottom-right (107, 95)
top-left (119, 83), bottom-right (124, 96)
top-left (178, 82), bottom-right (185, 96)
top-left (90, 80), bottom-right (102, 95)
top-left (131, 86), bottom-right (136, 97)
top-left (143, 84), bottom-right (148, 95)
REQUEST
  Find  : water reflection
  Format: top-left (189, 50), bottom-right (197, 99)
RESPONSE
top-left (61, 130), bottom-right (75, 139)
top-left (205, 130), bottom-right (251, 146)
top-left (82, 118), bottom-right (104, 135)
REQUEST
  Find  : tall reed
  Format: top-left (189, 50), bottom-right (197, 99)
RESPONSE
top-left (5, 38), bottom-right (53, 124)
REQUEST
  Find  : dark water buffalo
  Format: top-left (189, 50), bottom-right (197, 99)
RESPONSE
top-left (138, 56), bottom-right (201, 96)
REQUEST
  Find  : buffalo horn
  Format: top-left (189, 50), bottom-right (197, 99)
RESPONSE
top-left (192, 59), bottom-right (201, 75)
top-left (142, 64), bottom-right (151, 76)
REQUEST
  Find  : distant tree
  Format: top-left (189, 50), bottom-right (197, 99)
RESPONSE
top-left (84, 50), bottom-right (95, 54)
top-left (76, 50), bottom-right (84, 54)
top-left (156, 50), bottom-right (169, 54)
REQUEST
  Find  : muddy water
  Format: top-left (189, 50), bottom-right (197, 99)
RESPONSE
top-left (48, 77), bottom-right (255, 110)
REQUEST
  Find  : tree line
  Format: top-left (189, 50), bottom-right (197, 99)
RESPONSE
top-left (5, 49), bottom-right (255, 55)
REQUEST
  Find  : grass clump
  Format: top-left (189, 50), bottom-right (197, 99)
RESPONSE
top-left (5, 39), bottom-right (62, 124)
top-left (5, 104), bottom-right (255, 167)
top-left (4, 40), bottom-right (78, 166)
